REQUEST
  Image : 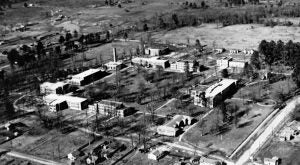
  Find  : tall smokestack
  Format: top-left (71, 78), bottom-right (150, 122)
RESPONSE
top-left (113, 47), bottom-right (117, 62)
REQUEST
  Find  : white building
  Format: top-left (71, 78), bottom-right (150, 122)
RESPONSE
top-left (217, 57), bottom-right (248, 72)
top-left (89, 100), bottom-right (134, 117)
top-left (170, 61), bottom-right (194, 72)
top-left (264, 157), bottom-right (279, 165)
top-left (105, 61), bottom-right (123, 71)
top-left (40, 82), bottom-right (69, 95)
top-left (229, 49), bottom-right (240, 54)
top-left (214, 48), bottom-right (225, 54)
top-left (148, 146), bottom-right (170, 161)
top-left (216, 57), bottom-right (232, 69)
top-left (132, 57), bottom-right (169, 68)
top-left (144, 45), bottom-right (169, 56)
top-left (157, 115), bottom-right (193, 137)
top-left (69, 69), bottom-right (102, 86)
top-left (242, 49), bottom-right (255, 55)
top-left (205, 79), bottom-right (237, 108)
top-left (43, 94), bottom-right (88, 111)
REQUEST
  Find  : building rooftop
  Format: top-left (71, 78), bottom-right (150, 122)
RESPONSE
top-left (45, 94), bottom-right (87, 103)
top-left (205, 79), bottom-right (237, 98)
top-left (105, 61), bottom-right (123, 66)
top-left (99, 100), bottom-right (123, 108)
top-left (72, 69), bottom-right (101, 79)
top-left (40, 81), bottom-right (67, 90)
top-left (165, 115), bottom-right (191, 128)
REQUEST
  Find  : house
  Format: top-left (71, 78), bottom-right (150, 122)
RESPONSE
top-left (214, 48), bottom-right (225, 54)
top-left (216, 57), bottom-right (232, 69)
top-left (43, 94), bottom-right (88, 111)
top-left (157, 115), bottom-right (193, 137)
top-left (40, 82), bottom-right (69, 95)
top-left (132, 57), bottom-right (170, 69)
top-left (264, 157), bottom-right (279, 165)
top-left (170, 60), bottom-right (194, 72)
top-left (148, 145), bottom-right (171, 160)
top-left (190, 85), bottom-right (209, 107)
top-left (229, 49), bottom-right (240, 54)
top-left (217, 57), bottom-right (248, 73)
top-left (243, 49), bottom-right (255, 55)
top-left (69, 69), bottom-right (103, 86)
top-left (144, 44), bottom-right (169, 56)
top-left (205, 79), bottom-right (238, 108)
top-left (89, 100), bottom-right (134, 117)
top-left (278, 120), bottom-right (300, 141)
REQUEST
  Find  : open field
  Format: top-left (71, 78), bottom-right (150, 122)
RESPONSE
top-left (183, 99), bottom-right (274, 156)
top-left (256, 140), bottom-right (300, 165)
top-left (153, 24), bottom-right (300, 49)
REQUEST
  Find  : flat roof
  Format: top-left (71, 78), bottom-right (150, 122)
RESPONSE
top-left (105, 61), bottom-right (123, 65)
top-left (99, 100), bottom-right (123, 107)
top-left (165, 115), bottom-right (191, 128)
top-left (205, 79), bottom-right (237, 98)
top-left (72, 69), bottom-right (101, 79)
top-left (45, 94), bottom-right (87, 103)
top-left (132, 57), bottom-right (169, 63)
top-left (41, 82), bottom-right (67, 90)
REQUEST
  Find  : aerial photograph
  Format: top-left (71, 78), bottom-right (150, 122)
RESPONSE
top-left (0, 0), bottom-right (300, 165)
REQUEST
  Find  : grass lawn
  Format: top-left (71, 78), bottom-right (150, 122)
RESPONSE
top-left (256, 140), bottom-right (300, 165)
top-left (183, 99), bottom-right (274, 157)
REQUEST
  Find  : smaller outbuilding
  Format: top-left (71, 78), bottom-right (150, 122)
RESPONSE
top-left (157, 115), bottom-right (193, 137)
top-left (264, 156), bottom-right (279, 165)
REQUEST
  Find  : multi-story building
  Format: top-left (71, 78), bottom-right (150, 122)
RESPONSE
top-left (40, 82), bottom-right (69, 95)
top-left (170, 60), bottom-right (194, 72)
top-left (205, 79), bottom-right (237, 108)
top-left (132, 57), bottom-right (170, 69)
top-left (69, 69), bottom-right (103, 86)
top-left (88, 100), bottom-right (134, 117)
top-left (217, 57), bottom-right (248, 73)
top-left (144, 44), bottom-right (169, 56)
top-left (43, 94), bottom-right (88, 111)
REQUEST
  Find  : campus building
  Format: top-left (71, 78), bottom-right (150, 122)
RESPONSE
top-left (157, 115), bottom-right (193, 137)
top-left (132, 57), bottom-right (170, 69)
top-left (40, 82), bottom-right (69, 95)
top-left (217, 57), bottom-right (248, 72)
top-left (205, 79), bottom-right (238, 108)
top-left (88, 100), bottom-right (134, 117)
top-left (43, 94), bottom-right (88, 111)
top-left (170, 60), bottom-right (194, 72)
top-left (144, 44), bottom-right (169, 56)
top-left (69, 69), bottom-right (103, 86)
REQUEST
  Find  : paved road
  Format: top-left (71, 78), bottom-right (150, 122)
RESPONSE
top-left (235, 96), bottom-right (300, 165)
top-left (7, 150), bottom-right (64, 165)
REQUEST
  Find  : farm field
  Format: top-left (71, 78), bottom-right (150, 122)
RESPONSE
top-left (153, 24), bottom-right (300, 49)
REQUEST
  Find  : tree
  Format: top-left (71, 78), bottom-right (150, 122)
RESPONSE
top-left (221, 69), bottom-right (229, 78)
top-left (65, 32), bottom-right (72, 42)
top-left (59, 36), bottom-right (65, 44)
top-left (73, 30), bottom-right (78, 38)
top-left (106, 30), bottom-right (110, 40)
top-left (123, 32), bottom-right (128, 40)
top-left (201, 1), bottom-right (206, 8)
top-left (7, 49), bottom-right (19, 67)
top-left (143, 24), bottom-right (149, 31)
top-left (292, 58), bottom-right (300, 88)
top-left (172, 14), bottom-right (179, 27)
top-left (250, 51), bottom-right (260, 70)
top-left (158, 17), bottom-right (166, 29)
top-left (36, 41), bottom-right (44, 59)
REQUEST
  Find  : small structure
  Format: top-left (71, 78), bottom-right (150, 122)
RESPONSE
top-left (229, 49), bottom-right (240, 54)
top-left (148, 145), bottom-right (170, 161)
top-left (214, 48), bottom-right (225, 54)
top-left (40, 81), bottom-right (69, 95)
top-left (89, 100), bottom-right (134, 117)
top-left (242, 49), bottom-right (255, 55)
top-left (43, 94), bottom-right (88, 111)
top-left (205, 79), bottom-right (238, 108)
top-left (278, 120), bottom-right (300, 141)
top-left (132, 57), bottom-right (170, 69)
top-left (68, 150), bottom-right (82, 161)
top-left (157, 115), bottom-right (193, 137)
top-left (264, 157), bottom-right (279, 165)
top-left (69, 69), bottom-right (103, 86)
